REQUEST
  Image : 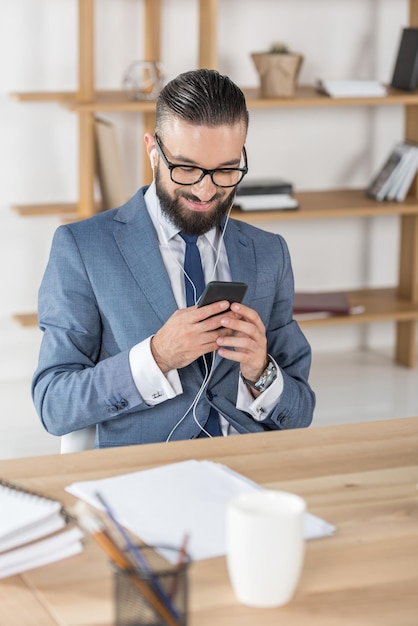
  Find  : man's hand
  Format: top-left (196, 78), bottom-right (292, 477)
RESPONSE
top-left (215, 302), bottom-right (268, 384)
top-left (150, 300), bottom-right (235, 373)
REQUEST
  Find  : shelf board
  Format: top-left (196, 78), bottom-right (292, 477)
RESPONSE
top-left (13, 288), bottom-right (418, 329)
top-left (11, 202), bottom-right (79, 218)
top-left (10, 91), bottom-right (76, 102)
top-left (297, 287), bottom-right (418, 327)
top-left (63, 90), bottom-right (157, 113)
top-left (13, 313), bottom-right (38, 327)
top-left (298, 288), bottom-right (418, 326)
top-left (242, 85), bottom-right (418, 109)
top-left (232, 188), bottom-right (418, 221)
top-left (11, 189), bottom-right (418, 220)
top-left (12, 84), bottom-right (418, 112)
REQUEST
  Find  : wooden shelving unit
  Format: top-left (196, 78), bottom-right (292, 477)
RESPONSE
top-left (10, 0), bottom-right (418, 367)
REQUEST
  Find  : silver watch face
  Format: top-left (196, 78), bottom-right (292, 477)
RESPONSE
top-left (255, 361), bottom-right (277, 390)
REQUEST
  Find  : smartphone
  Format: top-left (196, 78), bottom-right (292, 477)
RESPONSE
top-left (197, 281), bottom-right (248, 308)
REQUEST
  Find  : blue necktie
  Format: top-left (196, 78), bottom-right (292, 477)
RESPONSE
top-left (180, 233), bottom-right (222, 437)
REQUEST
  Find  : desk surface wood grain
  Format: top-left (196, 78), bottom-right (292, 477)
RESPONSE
top-left (0, 417), bottom-right (417, 625)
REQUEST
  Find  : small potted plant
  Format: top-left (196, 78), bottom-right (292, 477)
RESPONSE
top-left (251, 42), bottom-right (304, 98)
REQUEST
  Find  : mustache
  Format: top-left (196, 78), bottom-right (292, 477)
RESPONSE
top-left (177, 190), bottom-right (223, 203)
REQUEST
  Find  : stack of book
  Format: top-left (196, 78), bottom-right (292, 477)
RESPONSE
top-left (366, 141), bottom-right (418, 202)
top-left (235, 178), bottom-right (298, 211)
top-left (0, 479), bottom-right (83, 578)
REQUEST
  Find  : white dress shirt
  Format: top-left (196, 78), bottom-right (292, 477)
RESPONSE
top-left (129, 183), bottom-right (283, 435)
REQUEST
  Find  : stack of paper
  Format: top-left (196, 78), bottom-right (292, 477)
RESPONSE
top-left (0, 480), bottom-right (83, 578)
top-left (317, 79), bottom-right (387, 98)
top-left (235, 194), bottom-right (299, 211)
top-left (66, 460), bottom-right (335, 562)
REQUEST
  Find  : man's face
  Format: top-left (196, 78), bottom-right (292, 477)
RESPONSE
top-left (153, 118), bottom-right (247, 236)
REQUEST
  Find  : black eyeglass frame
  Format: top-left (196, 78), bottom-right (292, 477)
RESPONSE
top-left (153, 134), bottom-right (248, 188)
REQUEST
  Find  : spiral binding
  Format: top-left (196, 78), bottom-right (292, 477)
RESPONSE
top-left (0, 478), bottom-right (74, 525)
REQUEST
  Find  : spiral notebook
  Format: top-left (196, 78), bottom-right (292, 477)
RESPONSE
top-left (0, 479), bottom-right (83, 578)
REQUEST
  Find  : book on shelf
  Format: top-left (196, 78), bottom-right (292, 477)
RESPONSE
top-left (235, 177), bottom-right (298, 211)
top-left (391, 27), bottom-right (418, 91)
top-left (317, 79), bottom-right (387, 98)
top-left (0, 479), bottom-right (83, 579)
top-left (366, 141), bottom-right (418, 202)
top-left (94, 116), bottom-right (127, 212)
top-left (293, 291), bottom-right (365, 320)
top-left (236, 177), bottom-right (293, 196)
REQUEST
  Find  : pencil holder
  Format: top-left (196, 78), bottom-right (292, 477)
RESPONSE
top-left (113, 545), bottom-right (189, 626)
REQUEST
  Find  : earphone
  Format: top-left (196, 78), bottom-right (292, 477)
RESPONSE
top-left (162, 199), bottom-right (235, 441)
top-left (149, 148), bottom-right (157, 170)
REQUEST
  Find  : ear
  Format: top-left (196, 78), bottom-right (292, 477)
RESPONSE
top-left (144, 133), bottom-right (157, 169)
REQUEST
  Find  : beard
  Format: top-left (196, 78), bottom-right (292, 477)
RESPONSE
top-left (155, 168), bottom-right (236, 237)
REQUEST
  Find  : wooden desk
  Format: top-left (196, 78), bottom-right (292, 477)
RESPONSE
top-left (0, 417), bottom-right (417, 626)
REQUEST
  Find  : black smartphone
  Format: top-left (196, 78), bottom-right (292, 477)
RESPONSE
top-left (197, 281), bottom-right (248, 307)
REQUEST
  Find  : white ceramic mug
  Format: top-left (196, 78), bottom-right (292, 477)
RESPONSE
top-left (226, 490), bottom-right (306, 608)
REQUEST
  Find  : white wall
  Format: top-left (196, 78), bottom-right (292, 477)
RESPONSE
top-left (0, 0), bottom-right (413, 387)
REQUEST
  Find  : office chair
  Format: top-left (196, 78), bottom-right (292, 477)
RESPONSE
top-left (60, 426), bottom-right (96, 453)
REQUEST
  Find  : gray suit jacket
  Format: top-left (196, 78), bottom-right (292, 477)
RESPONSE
top-left (32, 187), bottom-right (315, 447)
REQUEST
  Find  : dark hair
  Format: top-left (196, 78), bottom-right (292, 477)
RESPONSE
top-left (155, 69), bottom-right (249, 135)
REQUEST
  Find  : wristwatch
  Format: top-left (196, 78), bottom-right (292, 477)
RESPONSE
top-left (241, 358), bottom-right (277, 393)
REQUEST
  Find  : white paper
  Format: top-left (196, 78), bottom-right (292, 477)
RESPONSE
top-left (0, 527), bottom-right (84, 579)
top-left (236, 193), bottom-right (299, 211)
top-left (317, 79), bottom-right (387, 98)
top-left (66, 460), bottom-right (336, 561)
top-left (0, 484), bottom-right (63, 552)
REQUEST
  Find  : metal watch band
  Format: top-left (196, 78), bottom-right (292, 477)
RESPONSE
top-left (241, 358), bottom-right (277, 392)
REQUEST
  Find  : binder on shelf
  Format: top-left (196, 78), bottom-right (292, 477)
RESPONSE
top-left (0, 479), bottom-right (83, 578)
top-left (391, 27), bottom-right (418, 91)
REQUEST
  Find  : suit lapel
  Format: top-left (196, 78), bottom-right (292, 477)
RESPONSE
top-left (112, 194), bottom-right (178, 324)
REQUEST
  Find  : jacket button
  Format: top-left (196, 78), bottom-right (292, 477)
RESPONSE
top-left (279, 416), bottom-right (289, 426)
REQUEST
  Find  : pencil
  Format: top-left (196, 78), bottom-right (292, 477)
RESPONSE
top-left (74, 502), bottom-right (184, 626)
top-left (170, 532), bottom-right (189, 599)
top-left (95, 491), bottom-right (181, 622)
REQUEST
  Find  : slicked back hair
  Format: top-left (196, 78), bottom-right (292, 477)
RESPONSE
top-left (155, 69), bottom-right (249, 137)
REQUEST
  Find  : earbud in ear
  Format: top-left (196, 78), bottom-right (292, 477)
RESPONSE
top-left (150, 148), bottom-right (157, 168)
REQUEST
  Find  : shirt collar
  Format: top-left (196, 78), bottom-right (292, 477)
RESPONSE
top-left (144, 181), bottom-right (220, 248)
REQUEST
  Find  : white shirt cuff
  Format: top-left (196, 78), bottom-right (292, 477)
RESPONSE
top-left (236, 359), bottom-right (284, 422)
top-left (129, 337), bottom-right (182, 405)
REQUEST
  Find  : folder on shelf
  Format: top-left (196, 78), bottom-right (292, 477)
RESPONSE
top-left (391, 27), bottom-right (418, 91)
top-left (293, 291), bottom-right (365, 319)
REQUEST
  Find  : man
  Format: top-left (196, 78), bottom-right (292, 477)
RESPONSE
top-left (32, 69), bottom-right (315, 448)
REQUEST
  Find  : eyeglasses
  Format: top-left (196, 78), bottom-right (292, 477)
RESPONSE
top-left (154, 134), bottom-right (248, 188)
